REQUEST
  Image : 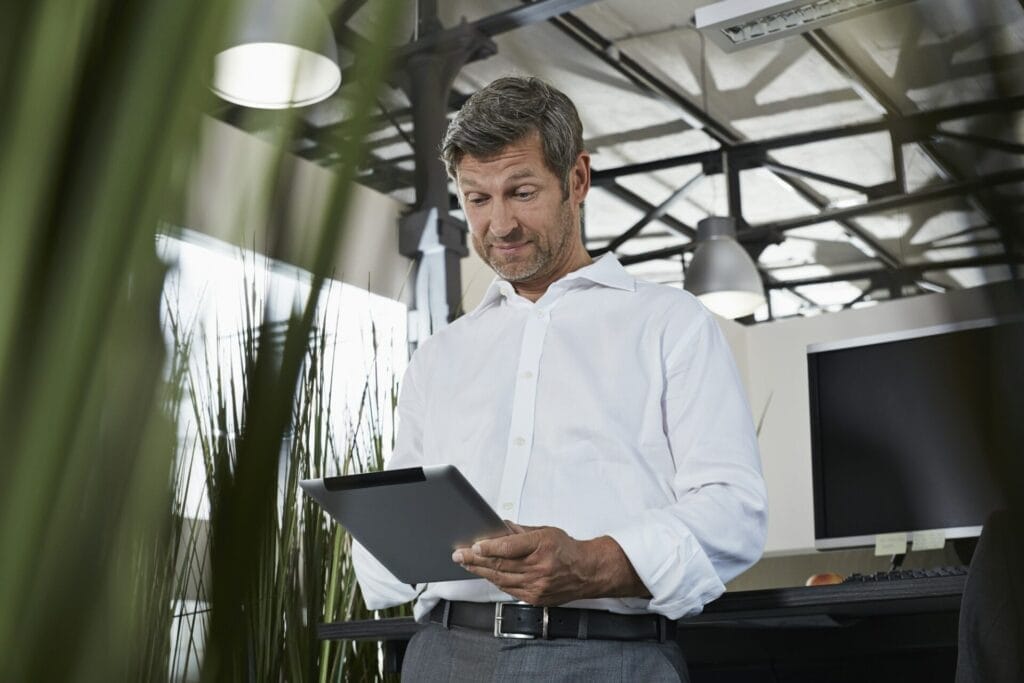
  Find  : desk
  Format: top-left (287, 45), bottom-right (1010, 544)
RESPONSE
top-left (680, 575), bottom-right (964, 682)
top-left (318, 575), bottom-right (965, 681)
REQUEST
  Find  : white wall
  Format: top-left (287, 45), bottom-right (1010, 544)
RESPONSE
top-left (459, 240), bottom-right (496, 313)
top-left (744, 282), bottom-right (1020, 556)
top-left (713, 314), bottom-right (751, 401)
top-left (182, 117), bottom-right (411, 303)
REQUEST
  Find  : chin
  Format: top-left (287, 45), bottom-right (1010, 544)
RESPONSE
top-left (494, 268), bottom-right (527, 282)
top-left (489, 258), bottom-right (538, 282)
top-left (497, 268), bottom-right (538, 283)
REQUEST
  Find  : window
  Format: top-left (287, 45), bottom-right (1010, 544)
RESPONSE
top-left (158, 228), bottom-right (408, 519)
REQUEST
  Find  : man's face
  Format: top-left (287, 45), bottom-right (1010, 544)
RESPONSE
top-left (456, 132), bottom-right (588, 284)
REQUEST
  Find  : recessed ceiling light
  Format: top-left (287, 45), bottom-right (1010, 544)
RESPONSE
top-left (694, 0), bottom-right (916, 52)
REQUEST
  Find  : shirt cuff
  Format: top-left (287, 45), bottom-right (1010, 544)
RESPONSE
top-left (606, 513), bottom-right (726, 620)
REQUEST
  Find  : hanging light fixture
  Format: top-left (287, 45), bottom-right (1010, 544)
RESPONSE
top-left (685, 216), bottom-right (766, 319)
top-left (211, 0), bottom-right (341, 109)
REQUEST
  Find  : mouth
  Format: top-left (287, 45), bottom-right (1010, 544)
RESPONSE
top-left (491, 242), bottom-right (530, 255)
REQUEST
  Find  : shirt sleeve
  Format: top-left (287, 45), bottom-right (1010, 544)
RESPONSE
top-left (606, 305), bottom-right (768, 619)
top-left (351, 343), bottom-right (431, 610)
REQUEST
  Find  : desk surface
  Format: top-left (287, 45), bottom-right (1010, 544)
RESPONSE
top-left (317, 573), bottom-right (966, 641)
top-left (687, 573), bottom-right (965, 626)
top-left (679, 577), bottom-right (965, 679)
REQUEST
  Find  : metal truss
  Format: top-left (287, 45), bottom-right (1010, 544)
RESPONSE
top-left (541, 8), bottom-right (908, 274)
top-left (764, 253), bottom-right (1023, 291)
top-left (617, 167), bottom-right (1024, 265)
top-left (225, 0), bottom-right (1024, 323)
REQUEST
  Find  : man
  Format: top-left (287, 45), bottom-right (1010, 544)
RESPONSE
top-left (353, 76), bottom-right (768, 681)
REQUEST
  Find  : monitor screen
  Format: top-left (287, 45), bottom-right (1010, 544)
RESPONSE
top-left (807, 317), bottom-right (1021, 550)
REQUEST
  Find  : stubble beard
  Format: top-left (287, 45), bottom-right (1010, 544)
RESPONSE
top-left (477, 200), bottom-right (576, 283)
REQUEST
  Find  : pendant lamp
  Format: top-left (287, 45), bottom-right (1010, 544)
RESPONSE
top-left (211, 0), bottom-right (341, 109)
top-left (684, 216), bottom-right (766, 319)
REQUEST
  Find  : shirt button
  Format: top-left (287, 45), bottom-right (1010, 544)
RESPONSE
top-left (513, 437), bottom-right (526, 447)
top-left (520, 371), bottom-right (534, 379)
top-left (502, 502), bottom-right (514, 511)
top-left (535, 310), bottom-right (545, 319)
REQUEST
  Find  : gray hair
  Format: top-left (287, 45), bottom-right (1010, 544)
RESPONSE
top-left (440, 76), bottom-right (584, 199)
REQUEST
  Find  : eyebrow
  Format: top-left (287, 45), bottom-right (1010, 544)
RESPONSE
top-left (459, 168), bottom-right (541, 191)
top-left (506, 169), bottom-right (540, 181)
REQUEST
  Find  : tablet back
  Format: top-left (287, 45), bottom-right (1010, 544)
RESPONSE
top-left (300, 464), bottom-right (508, 583)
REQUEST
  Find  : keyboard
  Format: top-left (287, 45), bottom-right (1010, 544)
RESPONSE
top-left (842, 565), bottom-right (968, 583)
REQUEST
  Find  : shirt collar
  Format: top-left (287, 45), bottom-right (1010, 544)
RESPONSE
top-left (467, 253), bottom-right (635, 318)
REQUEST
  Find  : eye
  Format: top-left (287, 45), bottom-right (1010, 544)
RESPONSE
top-left (465, 194), bottom-right (489, 207)
top-left (513, 188), bottom-right (536, 201)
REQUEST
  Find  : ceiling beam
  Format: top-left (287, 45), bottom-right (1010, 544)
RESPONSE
top-left (302, 90), bottom-right (471, 152)
top-left (930, 129), bottom-right (1024, 156)
top-left (615, 167), bottom-right (1024, 267)
top-left (591, 93), bottom-right (1024, 183)
top-left (598, 183), bottom-right (697, 239)
top-left (746, 167), bottom-right (1024, 237)
top-left (761, 160), bottom-right (878, 195)
top-left (543, 9), bottom-right (989, 274)
top-left (547, 12), bottom-right (732, 141)
top-left (598, 171), bottom-right (703, 254)
top-left (615, 241), bottom-right (697, 266)
top-left (591, 149), bottom-right (710, 186)
top-left (803, 29), bottom-right (1022, 287)
top-left (394, 0), bottom-right (609, 61)
top-left (764, 253), bottom-right (1022, 290)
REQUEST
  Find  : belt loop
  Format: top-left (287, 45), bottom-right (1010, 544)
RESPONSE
top-left (576, 609), bottom-right (589, 640)
top-left (657, 616), bottom-right (666, 643)
top-left (442, 600), bottom-right (452, 629)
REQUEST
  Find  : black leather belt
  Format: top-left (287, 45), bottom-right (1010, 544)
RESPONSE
top-left (429, 600), bottom-right (675, 642)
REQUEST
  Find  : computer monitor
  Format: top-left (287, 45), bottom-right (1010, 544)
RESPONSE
top-left (807, 317), bottom-right (1021, 551)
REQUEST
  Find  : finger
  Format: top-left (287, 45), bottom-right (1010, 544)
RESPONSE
top-left (473, 532), bottom-right (540, 559)
top-left (459, 563), bottom-right (528, 590)
top-left (455, 550), bottom-right (530, 575)
top-left (454, 548), bottom-right (496, 569)
top-left (450, 544), bottom-right (475, 564)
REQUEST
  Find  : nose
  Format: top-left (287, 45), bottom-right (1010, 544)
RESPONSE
top-left (488, 198), bottom-right (517, 239)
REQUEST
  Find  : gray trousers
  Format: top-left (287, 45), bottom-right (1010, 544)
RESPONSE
top-left (401, 623), bottom-right (689, 682)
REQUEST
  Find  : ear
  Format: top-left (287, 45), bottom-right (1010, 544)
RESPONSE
top-left (569, 151), bottom-right (591, 205)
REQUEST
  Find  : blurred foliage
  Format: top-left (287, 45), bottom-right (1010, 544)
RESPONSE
top-left (0, 0), bottom-right (402, 679)
top-left (170, 280), bottom-right (409, 682)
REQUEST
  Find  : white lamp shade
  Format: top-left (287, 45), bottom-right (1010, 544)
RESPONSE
top-left (685, 217), bottom-right (766, 319)
top-left (695, 290), bottom-right (766, 320)
top-left (212, 0), bottom-right (341, 109)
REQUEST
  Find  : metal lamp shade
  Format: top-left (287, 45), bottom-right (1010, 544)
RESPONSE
top-left (211, 0), bottom-right (341, 109)
top-left (685, 216), bottom-right (766, 319)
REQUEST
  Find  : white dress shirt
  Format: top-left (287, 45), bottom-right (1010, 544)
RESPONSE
top-left (353, 253), bottom-right (767, 621)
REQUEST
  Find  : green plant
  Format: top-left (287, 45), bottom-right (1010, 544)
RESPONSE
top-left (167, 271), bottom-right (409, 682)
top-left (194, 5), bottom-right (402, 678)
top-left (0, 1), bottom-right (231, 678)
top-left (0, 0), bottom-right (401, 679)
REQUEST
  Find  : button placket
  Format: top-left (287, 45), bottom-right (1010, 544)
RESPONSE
top-left (496, 306), bottom-right (549, 519)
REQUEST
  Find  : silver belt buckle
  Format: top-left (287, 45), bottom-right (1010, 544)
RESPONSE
top-left (493, 601), bottom-right (547, 639)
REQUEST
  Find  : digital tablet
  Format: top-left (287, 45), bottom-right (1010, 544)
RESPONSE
top-left (299, 464), bottom-right (510, 583)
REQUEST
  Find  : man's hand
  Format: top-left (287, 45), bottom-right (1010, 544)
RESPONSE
top-left (452, 523), bottom-right (650, 606)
